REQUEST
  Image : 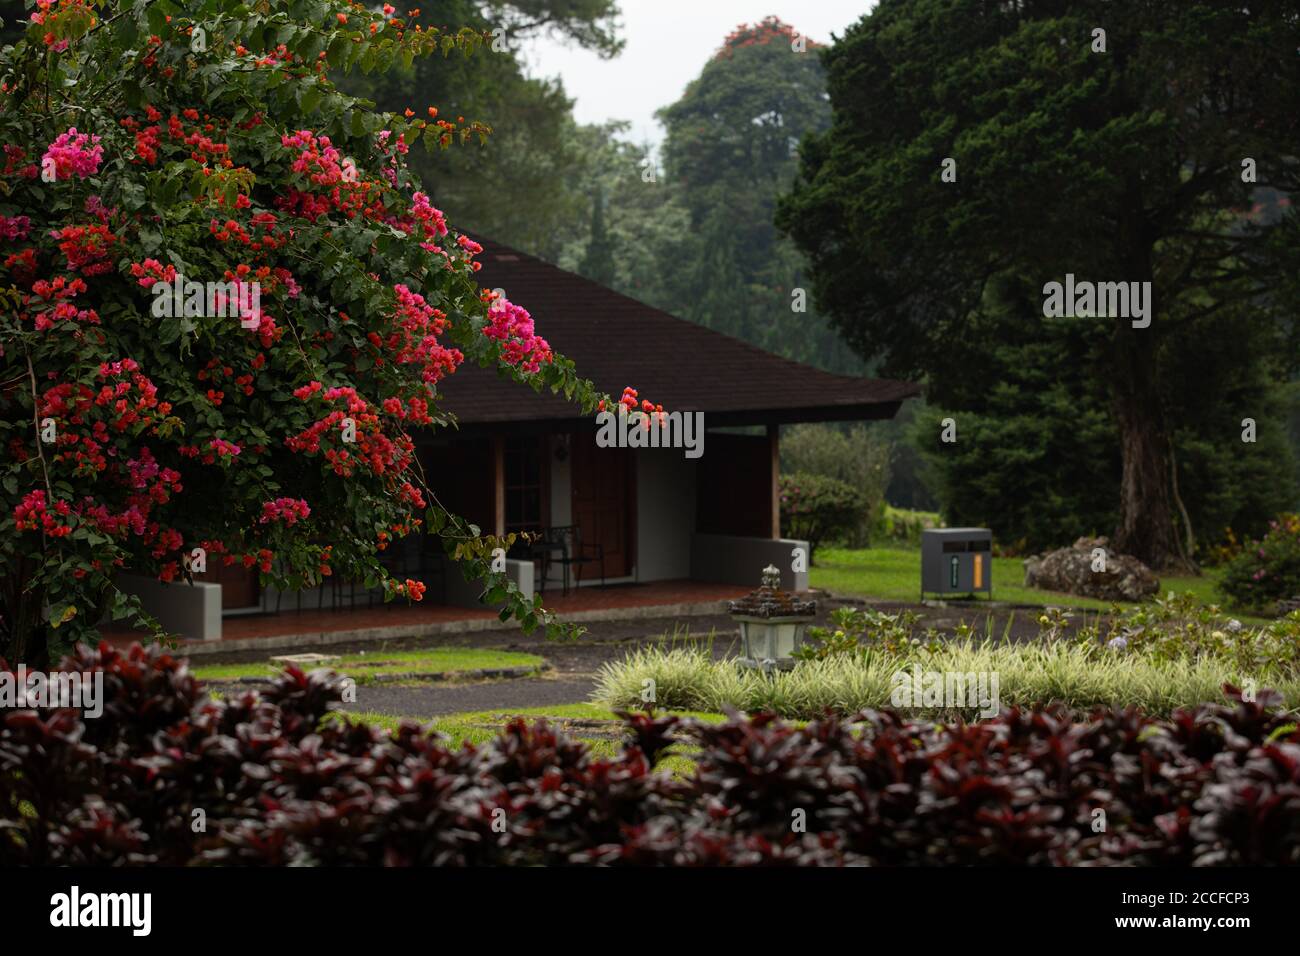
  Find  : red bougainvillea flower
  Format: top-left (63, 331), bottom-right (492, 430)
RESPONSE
top-left (0, 214), bottom-right (30, 240)
top-left (50, 223), bottom-right (118, 276)
top-left (387, 577), bottom-right (426, 601)
top-left (14, 489), bottom-right (72, 537)
top-left (208, 438), bottom-right (241, 458)
top-left (260, 497), bottom-right (311, 525)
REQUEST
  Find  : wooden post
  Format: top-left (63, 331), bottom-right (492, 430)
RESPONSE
top-left (493, 435), bottom-right (505, 538)
top-left (768, 424), bottom-right (780, 539)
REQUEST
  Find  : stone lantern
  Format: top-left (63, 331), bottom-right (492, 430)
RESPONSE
top-left (728, 564), bottom-right (817, 673)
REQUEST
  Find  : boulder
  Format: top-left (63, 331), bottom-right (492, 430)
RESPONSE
top-left (1023, 536), bottom-right (1160, 602)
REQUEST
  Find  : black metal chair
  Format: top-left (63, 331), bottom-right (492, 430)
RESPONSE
top-left (533, 524), bottom-right (604, 596)
top-left (365, 535), bottom-right (445, 606)
top-left (527, 535), bottom-right (562, 594)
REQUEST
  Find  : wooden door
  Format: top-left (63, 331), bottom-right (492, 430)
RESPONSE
top-left (695, 433), bottom-right (773, 537)
top-left (571, 439), bottom-right (633, 579)
top-left (197, 562), bottom-right (261, 610)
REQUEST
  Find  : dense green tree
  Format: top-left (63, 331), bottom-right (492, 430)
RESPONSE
top-left (1160, 302), bottom-right (1299, 552)
top-left (554, 121), bottom-right (691, 305)
top-left (654, 17), bottom-right (860, 373)
top-left (914, 272), bottom-right (1295, 556)
top-left (779, 0), bottom-right (1300, 568)
top-left (577, 187), bottom-right (616, 287)
top-left (1288, 379), bottom-right (1300, 492)
top-left (338, 1), bottom-right (621, 261)
top-left (912, 274), bottom-right (1119, 551)
top-left (878, 399), bottom-right (940, 512)
top-left (477, 0), bottom-right (622, 52)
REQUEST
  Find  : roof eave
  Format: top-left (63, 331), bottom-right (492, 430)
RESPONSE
top-left (421, 398), bottom-right (915, 440)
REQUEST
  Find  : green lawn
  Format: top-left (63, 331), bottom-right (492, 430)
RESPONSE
top-left (192, 646), bottom-right (545, 683)
top-left (332, 702), bottom-right (727, 776)
top-left (428, 702), bottom-right (726, 747)
top-left (812, 545), bottom-right (1233, 612)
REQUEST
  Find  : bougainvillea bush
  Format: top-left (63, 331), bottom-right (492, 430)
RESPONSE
top-left (1218, 513), bottom-right (1300, 613)
top-left (0, 1), bottom-right (642, 665)
top-left (3, 641), bottom-right (1299, 866)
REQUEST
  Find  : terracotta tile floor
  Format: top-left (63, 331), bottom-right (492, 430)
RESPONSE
top-left (102, 579), bottom-right (749, 648)
top-left (542, 580), bottom-right (747, 613)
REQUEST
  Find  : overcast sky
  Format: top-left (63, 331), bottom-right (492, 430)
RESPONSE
top-left (518, 1), bottom-right (876, 151)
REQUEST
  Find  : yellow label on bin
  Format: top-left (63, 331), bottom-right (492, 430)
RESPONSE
top-left (973, 554), bottom-right (983, 589)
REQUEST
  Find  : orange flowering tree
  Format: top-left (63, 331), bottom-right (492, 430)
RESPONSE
top-left (0, 0), bottom-right (635, 663)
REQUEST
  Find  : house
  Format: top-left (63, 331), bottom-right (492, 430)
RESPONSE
top-left (426, 235), bottom-right (918, 596)
top-left (127, 237), bottom-right (919, 640)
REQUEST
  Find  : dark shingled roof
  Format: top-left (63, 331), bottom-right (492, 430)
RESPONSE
top-left (435, 236), bottom-right (920, 431)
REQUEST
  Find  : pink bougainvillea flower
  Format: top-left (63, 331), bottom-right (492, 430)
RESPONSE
top-left (483, 297), bottom-right (552, 374)
top-left (42, 128), bottom-right (104, 180)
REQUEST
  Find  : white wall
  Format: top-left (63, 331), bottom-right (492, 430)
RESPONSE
top-left (444, 557), bottom-right (535, 607)
top-left (691, 534), bottom-right (811, 592)
top-left (636, 450), bottom-right (696, 581)
top-left (115, 575), bottom-right (222, 641)
top-left (549, 434), bottom-right (572, 526)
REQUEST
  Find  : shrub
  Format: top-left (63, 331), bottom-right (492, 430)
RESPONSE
top-left (1217, 514), bottom-right (1300, 612)
top-left (1201, 525), bottom-right (1246, 568)
top-left (0, 642), bottom-right (676, 866)
top-left (874, 505), bottom-right (938, 547)
top-left (793, 606), bottom-right (940, 662)
top-left (779, 472), bottom-right (865, 560)
top-left (780, 424), bottom-right (891, 545)
top-left (6, 641), bottom-right (1300, 866)
top-left (1083, 590), bottom-right (1300, 677)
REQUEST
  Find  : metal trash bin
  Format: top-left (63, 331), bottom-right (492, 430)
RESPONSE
top-left (921, 528), bottom-right (992, 599)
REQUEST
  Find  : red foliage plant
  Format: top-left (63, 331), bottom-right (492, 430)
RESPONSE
top-left (2, 642), bottom-right (1298, 867)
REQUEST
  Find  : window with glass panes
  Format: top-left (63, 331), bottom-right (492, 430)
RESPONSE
top-left (504, 436), bottom-right (545, 535)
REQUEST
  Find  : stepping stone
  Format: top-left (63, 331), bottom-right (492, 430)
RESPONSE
top-left (270, 653), bottom-right (341, 666)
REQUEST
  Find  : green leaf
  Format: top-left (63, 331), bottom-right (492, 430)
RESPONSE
top-left (327, 35), bottom-right (351, 68)
top-left (145, 5), bottom-right (168, 36)
top-left (299, 84), bottom-right (323, 114)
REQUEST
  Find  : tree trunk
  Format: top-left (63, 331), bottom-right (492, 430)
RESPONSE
top-left (1113, 393), bottom-right (1182, 569)
top-left (1110, 314), bottom-right (1184, 570)
top-left (2, 556), bottom-right (48, 667)
top-left (1107, 178), bottom-right (1189, 573)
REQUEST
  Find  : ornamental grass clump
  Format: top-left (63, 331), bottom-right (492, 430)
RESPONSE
top-left (594, 641), bottom-right (1299, 719)
top-left (594, 597), bottom-right (1300, 719)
